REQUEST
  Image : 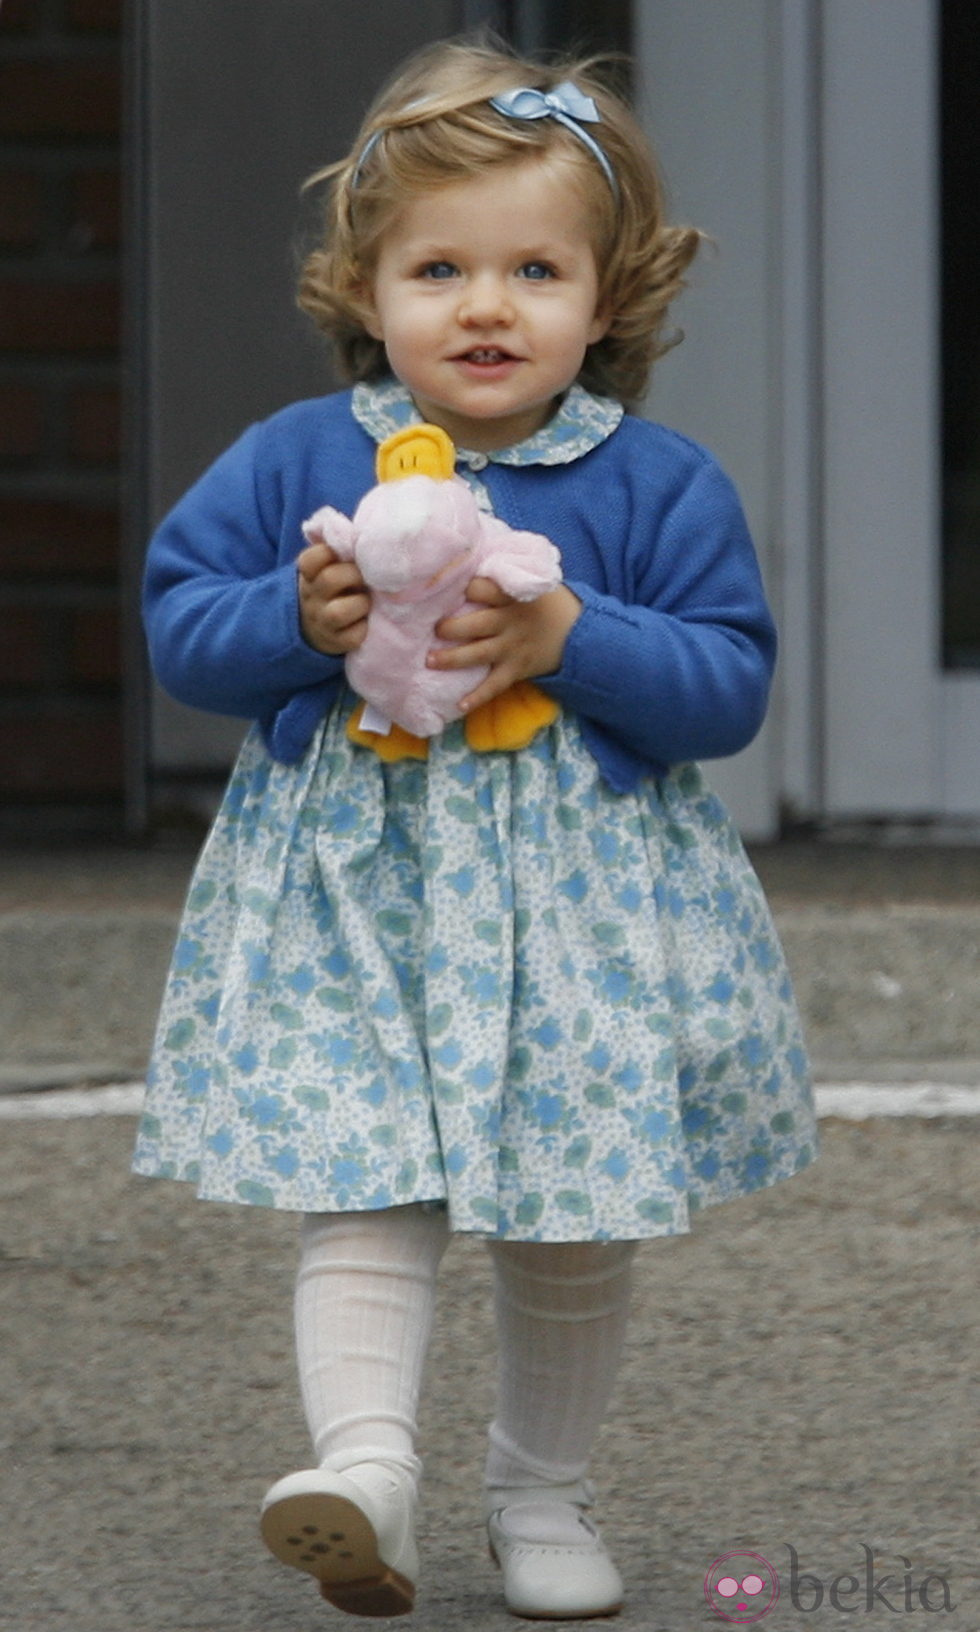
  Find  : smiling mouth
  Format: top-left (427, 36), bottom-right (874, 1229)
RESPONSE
top-left (456, 347), bottom-right (519, 364)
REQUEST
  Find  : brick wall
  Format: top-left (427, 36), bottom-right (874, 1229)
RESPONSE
top-left (0, 0), bottom-right (124, 827)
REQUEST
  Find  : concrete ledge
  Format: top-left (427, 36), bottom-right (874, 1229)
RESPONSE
top-left (0, 910), bottom-right (178, 1080)
top-left (777, 905), bottom-right (980, 1066)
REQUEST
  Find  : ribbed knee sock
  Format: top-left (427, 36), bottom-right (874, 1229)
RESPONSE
top-left (484, 1238), bottom-right (636, 1491)
top-left (294, 1204), bottom-right (449, 1487)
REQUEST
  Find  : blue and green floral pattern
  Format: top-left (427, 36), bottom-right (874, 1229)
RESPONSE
top-left (352, 379), bottom-right (624, 472)
top-left (132, 703), bottom-right (815, 1240)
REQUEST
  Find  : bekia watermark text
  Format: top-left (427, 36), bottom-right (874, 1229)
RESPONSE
top-left (705, 1546), bottom-right (955, 1622)
top-left (787, 1548), bottom-right (954, 1614)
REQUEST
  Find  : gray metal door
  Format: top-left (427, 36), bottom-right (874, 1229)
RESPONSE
top-left (127, 1), bottom-right (461, 815)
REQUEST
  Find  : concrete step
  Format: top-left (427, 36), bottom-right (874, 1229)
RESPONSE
top-left (1, 840), bottom-right (978, 1088)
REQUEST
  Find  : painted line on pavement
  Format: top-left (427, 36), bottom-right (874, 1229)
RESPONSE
top-left (0, 1083), bottom-right (146, 1118)
top-left (815, 1082), bottom-right (980, 1119)
top-left (0, 1082), bottom-right (979, 1122)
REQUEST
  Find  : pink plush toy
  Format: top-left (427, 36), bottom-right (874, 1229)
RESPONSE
top-left (302, 472), bottom-right (562, 742)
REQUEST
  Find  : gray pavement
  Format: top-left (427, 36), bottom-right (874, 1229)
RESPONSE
top-left (1, 840), bottom-right (979, 1629)
top-left (1, 1108), bottom-right (978, 1630)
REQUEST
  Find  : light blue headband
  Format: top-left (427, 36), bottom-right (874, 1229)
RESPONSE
top-left (489, 83), bottom-right (618, 200)
top-left (350, 80), bottom-right (618, 201)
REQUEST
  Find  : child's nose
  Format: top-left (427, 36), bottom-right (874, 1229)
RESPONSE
top-left (459, 273), bottom-right (515, 327)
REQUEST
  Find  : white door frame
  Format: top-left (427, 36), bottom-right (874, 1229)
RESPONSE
top-left (638, 0), bottom-right (980, 835)
top-left (819, 0), bottom-right (980, 824)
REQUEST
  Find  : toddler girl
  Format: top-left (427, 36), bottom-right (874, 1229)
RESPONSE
top-left (133, 36), bottom-right (816, 1621)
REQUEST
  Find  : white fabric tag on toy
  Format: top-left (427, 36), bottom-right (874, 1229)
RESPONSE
top-left (359, 703), bottom-right (393, 736)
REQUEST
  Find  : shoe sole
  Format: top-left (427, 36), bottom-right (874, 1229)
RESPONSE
top-left (261, 1488), bottom-right (415, 1617)
top-left (504, 1605), bottom-right (623, 1623)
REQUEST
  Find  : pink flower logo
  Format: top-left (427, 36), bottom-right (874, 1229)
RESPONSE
top-left (704, 1552), bottom-right (780, 1623)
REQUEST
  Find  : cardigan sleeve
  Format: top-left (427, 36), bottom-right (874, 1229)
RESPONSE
top-left (143, 424), bottom-right (344, 720)
top-left (543, 456), bottom-right (777, 767)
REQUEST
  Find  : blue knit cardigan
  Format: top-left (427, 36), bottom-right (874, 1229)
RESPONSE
top-left (143, 390), bottom-right (777, 793)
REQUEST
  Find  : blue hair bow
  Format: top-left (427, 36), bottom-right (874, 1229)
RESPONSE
top-left (489, 82), bottom-right (618, 199)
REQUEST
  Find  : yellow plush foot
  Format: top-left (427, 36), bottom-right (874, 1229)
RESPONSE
top-left (346, 702), bottom-right (429, 761)
top-left (464, 683), bottom-right (560, 752)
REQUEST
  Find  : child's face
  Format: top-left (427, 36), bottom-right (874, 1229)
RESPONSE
top-left (362, 159), bottom-right (609, 452)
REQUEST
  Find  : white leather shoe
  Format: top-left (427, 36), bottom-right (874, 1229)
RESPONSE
top-left (260, 1463), bottom-right (418, 1617)
top-left (486, 1482), bottom-right (624, 1621)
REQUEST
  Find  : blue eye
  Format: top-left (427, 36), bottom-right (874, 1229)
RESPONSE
top-left (519, 262), bottom-right (556, 281)
top-left (421, 261), bottom-right (457, 280)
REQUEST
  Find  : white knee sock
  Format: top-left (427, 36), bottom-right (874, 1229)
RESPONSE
top-left (294, 1204), bottom-right (449, 1488)
top-left (484, 1239), bottom-right (636, 1493)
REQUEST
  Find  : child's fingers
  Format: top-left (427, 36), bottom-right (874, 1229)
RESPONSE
top-left (304, 585), bottom-right (371, 631)
top-left (298, 572), bottom-right (371, 655)
top-left (463, 576), bottom-right (508, 606)
top-left (319, 560), bottom-right (368, 597)
top-left (433, 606), bottom-right (507, 655)
top-left (430, 584), bottom-right (581, 684)
top-left (299, 554), bottom-right (367, 599)
top-left (325, 588), bottom-right (371, 631)
top-left (455, 658), bottom-right (528, 716)
top-left (301, 610), bottom-right (369, 656)
top-left (296, 541), bottom-right (336, 579)
top-left (435, 581), bottom-right (512, 650)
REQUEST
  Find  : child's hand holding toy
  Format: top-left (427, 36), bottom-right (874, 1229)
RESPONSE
top-left (301, 426), bottom-right (567, 759)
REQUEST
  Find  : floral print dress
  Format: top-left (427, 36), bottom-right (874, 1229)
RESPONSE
top-left (132, 385), bottom-right (816, 1242)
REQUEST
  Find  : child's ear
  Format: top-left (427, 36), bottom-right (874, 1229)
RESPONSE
top-left (587, 302), bottom-right (612, 346)
top-left (353, 280), bottom-right (385, 342)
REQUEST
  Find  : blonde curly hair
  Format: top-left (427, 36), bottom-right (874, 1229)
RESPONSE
top-left (298, 37), bottom-right (701, 408)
